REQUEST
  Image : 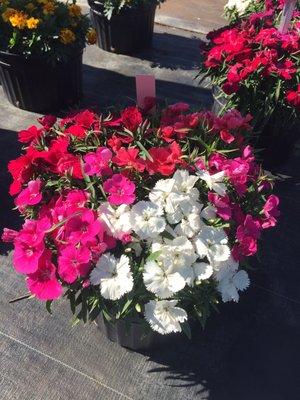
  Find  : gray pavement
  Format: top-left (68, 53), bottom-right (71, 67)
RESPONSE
top-left (1, 25), bottom-right (300, 400)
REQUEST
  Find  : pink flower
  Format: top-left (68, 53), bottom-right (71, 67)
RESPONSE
top-left (83, 147), bottom-right (112, 176)
top-left (27, 250), bottom-right (62, 301)
top-left (58, 245), bottom-right (91, 284)
top-left (208, 192), bottom-right (232, 221)
top-left (262, 195), bottom-right (280, 228)
top-left (236, 215), bottom-right (261, 241)
top-left (64, 209), bottom-right (103, 245)
top-left (13, 239), bottom-right (45, 274)
top-left (103, 174), bottom-right (136, 205)
top-left (12, 218), bottom-right (50, 274)
top-left (65, 190), bottom-right (89, 209)
top-left (15, 180), bottom-right (42, 207)
top-left (1, 228), bottom-right (18, 243)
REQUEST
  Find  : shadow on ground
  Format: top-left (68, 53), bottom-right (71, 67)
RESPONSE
top-left (133, 32), bottom-right (204, 70)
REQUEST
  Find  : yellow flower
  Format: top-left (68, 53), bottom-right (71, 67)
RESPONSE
top-left (2, 7), bottom-right (16, 22)
top-left (25, 3), bottom-right (36, 12)
top-left (68, 4), bottom-right (81, 18)
top-left (9, 11), bottom-right (28, 29)
top-left (26, 17), bottom-right (39, 29)
top-left (59, 28), bottom-right (76, 45)
top-left (87, 28), bottom-right (97, 45)
top-left (43, 2), bottom-right (56, 15)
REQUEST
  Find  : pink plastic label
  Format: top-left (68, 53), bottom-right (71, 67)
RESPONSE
top-left (135, 75), bottom-right (156, 109)
top-left (278, 0), bottom-right (297, 34)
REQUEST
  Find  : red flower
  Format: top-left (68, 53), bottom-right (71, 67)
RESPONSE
top-left (146, 142), bottom-right (182, 176)
top-left (38, 115), bottom-right (57, 130)
top-left (121, 106), bottom-right (143, 131)
top-left (18, 125), bottom-right (43, 144)
top-left (112, 147), bottom-right (145, 172)
top-left (286, 85), bottom-right (300, 109)
top-left (65, 124), bottom-right (86, 139)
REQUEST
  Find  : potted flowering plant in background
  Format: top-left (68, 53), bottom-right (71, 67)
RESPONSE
top-left (3, 103), bottom-right (279, 351)
top-left (223, 0), bottom-right (286, 22)
top-left (88, 0), bottom-right (165, 54)
top-left (0, 0), bottom-right (96, 112)
top-left (199, 2), bottom-right (300, 167)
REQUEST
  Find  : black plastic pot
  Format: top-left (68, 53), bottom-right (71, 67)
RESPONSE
top-left (0, 51), bottom-right (83, 112)
top-left (88, 1), bottom-right (157, 54)
top-left (95, 314), bottom-right (172, 351)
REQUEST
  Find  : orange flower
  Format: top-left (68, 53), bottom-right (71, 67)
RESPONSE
top-left (68, 4), bottom-right (81, 18)
top-left (2, 7), bottom-right (16, 22)
top-left (26, 17), bottom-right (39, 29)
top-left (9, 11), bottom-right (28, 29)
top-left (43, 2), bottom-right (56, 15)
top-left (87, 28), bottom-right (97, 45)
top-left (59, 28), bottom-right (76, 45)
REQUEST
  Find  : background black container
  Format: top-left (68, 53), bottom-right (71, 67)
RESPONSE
top-left (96, 314), bottom-right (174, 351)
top-left (88, 1), bottom-right (157, 54)
top-left (0, 51), bottom-right (83, 112)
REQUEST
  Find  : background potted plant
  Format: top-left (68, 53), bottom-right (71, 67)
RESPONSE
top-left (3, 103), bottom-right (279, 351)
top-left (199, 1), bottom-right (300, 167)
top-left (0, 0), bottom-right (96, 112)
top-left (88, 0), bottom-right (165, 54)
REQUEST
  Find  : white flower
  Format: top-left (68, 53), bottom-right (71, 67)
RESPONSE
top-left (197, 170), bottom-right (227, 196)
top-left (194, 226), bottom-right (230, 264)
top-left (149, 178), bottom-right (176, 210)
top-left (201, 205), bottom-right (217, 221)
top-left (225, 0), bottom-right (252, 14)
top-left (144, 300), bottom-right (188, 335)
top-left (218, 269), bottom-right (250, 302)
top-left (186, 262), bottom-right (213, 286)
top-left (90, 254), bottom-right (133, 300)
top-left (143, 260), bottom-right (186, 299)
top-left (160, 236), bottom-right (197, 270)
top-left (175, 205), bottom-right (204, 238)
top-left (213, 256), bottom-right (239, 281)
top-left (129, 201), bottom-right (166, 240)
top-left (98, 203), bottom-right (131, 238)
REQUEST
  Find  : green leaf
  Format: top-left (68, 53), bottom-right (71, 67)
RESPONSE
top-left (46, 300), bottom-right (53, 315)
top-left (102, 309), bottom-right (112, 322)
top-left (181, 322), bottom-right (192, 339)
top-left (146, 250), bottom-right (162, 262)
top-left (121, 299), bottom-right (133, 316)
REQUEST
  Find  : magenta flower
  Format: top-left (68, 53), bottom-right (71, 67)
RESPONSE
top-left (12, 218), bottom-right (50, 274)
top-left (65, 209), bottom-right (103, 245)
top-left (83, 147), bottom-right (112, 176)
top-left (103, 174), bottom-right (136, 205)
top-left (1, 228), bottom-right (18, 243)
top-left (262, 195), bottom-right (280, 228)
top-left (15, 180), bottom-right (42, 207)
top-left (58, 245), bottom-right (91, 284)
top-left (27, 250), bottom-right (62, 301)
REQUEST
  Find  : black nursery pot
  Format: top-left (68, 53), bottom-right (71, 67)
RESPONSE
top-left (0, 51), bottom-right (83, 112)
top-left (96, 314), bottom-right (172, 351)
top-left (88, 0), bottom-right (157, 54)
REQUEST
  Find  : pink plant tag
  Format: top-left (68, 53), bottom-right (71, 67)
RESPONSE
top-left (135, 75), bottom-right (156, 110)
top-left (278, 0), bottom-right (297, 34)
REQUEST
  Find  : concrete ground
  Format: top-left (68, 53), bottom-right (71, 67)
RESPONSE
top-left (1, 18), bottom-right (300, 400)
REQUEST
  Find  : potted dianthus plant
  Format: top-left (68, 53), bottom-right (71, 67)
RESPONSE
top-left (3, 103), bottom-right (280, 351)
top-left (199, 1), bottom-right (300, 167)
top-left (0, 0), bottom-right (96, 112)
top-left (88, 0), bottom-right (165, 54)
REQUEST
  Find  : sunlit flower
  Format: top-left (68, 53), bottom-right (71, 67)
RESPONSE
top-left (144, 300), bottom-right (188, 334)
top-left (129, 201), bottom-right (166, 240)
top-left (194, 226), bottom-right (230, 264)
top-left (90, 254), bottom-right (133, 300)
top-left (217, 269), bottom-right (250, 302)
top-left (197, 170), bottom-right (227, 196)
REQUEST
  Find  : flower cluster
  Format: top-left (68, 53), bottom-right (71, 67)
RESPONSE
top-left (224, 0), bottom-right (288, 22)
top-left (3, 104), bottom-right (279, 335)
top-left (0, 0), bottom-right (96, 60)
top-left (199, 3), bottom-right (300, 137)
